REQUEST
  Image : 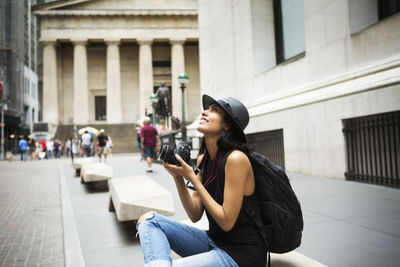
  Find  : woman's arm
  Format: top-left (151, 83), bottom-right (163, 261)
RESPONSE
top-left (163, 155), bottom-right (205, 222)
top-left (171, 150), bottom-right (251, 232)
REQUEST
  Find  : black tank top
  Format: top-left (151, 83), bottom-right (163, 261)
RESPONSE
top-left (201, 150), bottom-right (266, 267)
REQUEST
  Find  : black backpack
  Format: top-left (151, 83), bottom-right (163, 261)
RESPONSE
top-left (218, 151), bottom-right (304, 254)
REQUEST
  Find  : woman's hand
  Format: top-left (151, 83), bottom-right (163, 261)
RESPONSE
top-left (163, 155), bottom-right (198, 184)
top-left (162, 160), bottom-right (183, 181)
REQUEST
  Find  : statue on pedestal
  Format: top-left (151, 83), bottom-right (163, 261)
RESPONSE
top-left (156, 81), bottom-right (171, 118)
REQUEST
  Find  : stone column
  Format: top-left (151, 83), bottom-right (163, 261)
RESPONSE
top-left (138, 39), bottom-right (153, 120)
top-left (170, 39), bottom-right (186, 119)
top-left (72, 39), bottom-right (89, 124)
top-left (106, 39), bottom-right (122, 123)
top-left (42, 41), bottom-right (58, 124)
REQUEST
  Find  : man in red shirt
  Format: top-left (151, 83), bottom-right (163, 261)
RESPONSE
top-left (40, 139), bottom-right (46, 151)
top-left (140, 117), bottom-right (160, 172)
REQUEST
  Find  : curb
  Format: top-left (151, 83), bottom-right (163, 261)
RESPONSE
top-left (59, 166), bottom-right (86, 267)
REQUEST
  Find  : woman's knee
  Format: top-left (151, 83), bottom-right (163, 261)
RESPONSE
top-left (138, 211), bottom-right (155, 223)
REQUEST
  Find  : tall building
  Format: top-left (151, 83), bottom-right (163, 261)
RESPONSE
top-left (33, 0), bottom-right (201, 140)
top-left (0, 0), bottom-right (40, 152)
top-left (198, 0), bottom-right (400, 187)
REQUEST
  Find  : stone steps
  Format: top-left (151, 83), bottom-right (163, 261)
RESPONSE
top-left (53, 123), bottom-right (138, 153)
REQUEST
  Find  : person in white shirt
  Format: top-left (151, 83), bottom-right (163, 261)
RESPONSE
top-left (46, 139), bottom-right (54, 159)
top-left (81, 131), bottom-right (92, 157)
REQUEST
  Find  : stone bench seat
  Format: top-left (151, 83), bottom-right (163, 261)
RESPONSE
top-left (108, 175), bottom-right (175, 222)
top-left (80, 163), bottom-right (113, 183)
top-left (179, 217), bottom-right (327, 267)
top-left (72, 157), bottom-right (96, 176)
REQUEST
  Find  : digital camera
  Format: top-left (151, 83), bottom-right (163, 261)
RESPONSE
top-left (159, 141), bottom-right (191, 166)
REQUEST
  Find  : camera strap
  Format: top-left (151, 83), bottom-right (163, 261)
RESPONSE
top-left (186, 151), bottom-right (225, 190)
top-left (186, 152), bottom-right (208, 191)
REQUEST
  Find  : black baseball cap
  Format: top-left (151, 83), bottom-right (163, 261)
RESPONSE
top-left (202, 94), bottom-right (249, 142)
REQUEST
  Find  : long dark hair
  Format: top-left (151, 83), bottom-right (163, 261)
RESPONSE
top-left (198, 112), bottom-right (253, 158)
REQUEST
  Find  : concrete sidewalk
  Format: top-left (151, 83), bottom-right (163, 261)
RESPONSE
top-left (58, 153), bottom-right (400, 267)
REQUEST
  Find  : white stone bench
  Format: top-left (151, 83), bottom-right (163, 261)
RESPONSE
top-left (108, 175), bottom-right (175, 222)
top-left (179, 217), bottom-right (327, 267)
top-left (80, 162), bottom-right (113, 190)
top-left (80, 162), bottom-right (113, 186)
top-left (72, 157), bottom-right (95, 176)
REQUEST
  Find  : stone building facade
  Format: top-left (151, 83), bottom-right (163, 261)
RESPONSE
top-left (34, 0), bottom-right (200, 136)
top-left (198, 0), bottom-right (400, 184)
top-left (0, 0), bottom-right (40, 154)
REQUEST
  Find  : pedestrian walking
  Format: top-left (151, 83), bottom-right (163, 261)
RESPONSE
top-left (158, 119), bottom-right (169, 134)
top-left (71, 137), bottom-right (80, 162)
top-left (136, 120), bottom-right (145, 161)
top-left (18, 137), bottom-right (28, 161)
top-left (35, 140), bottom-right (41, 159)
top-left (81, 130), bottom-right (92, 157)
top-left (96, 129), bottom-right (108, 162)
top-left (139, 117), bottom-right (160, 172)
top-left (158, 119), bottom-right (171, 146)
top-left (65, 138), bottom-right (71, 157)
top-left (54, 139), bottom-right (61, 158)
top-left (40, 139), bottom-right (46, 158)
top-left (46, 139), bottom-right (54, 159)
top-left (136, 94), bottom-right (267, 266)
top-left (106, 135), bottom-right (113, 157)
top-left (28, 138), bottom-right (36, 160)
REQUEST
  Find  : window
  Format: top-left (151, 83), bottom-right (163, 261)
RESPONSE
top-left (349, 0), bottom-right (400, 34)
top-left (378, 0), bottom-right (400, 20)
top-left (273, 0), bottom-right (306, 63)
top-left (95, 96), bottom-right (106, 121)
top-left (342, 111), bottom-right (400, 188)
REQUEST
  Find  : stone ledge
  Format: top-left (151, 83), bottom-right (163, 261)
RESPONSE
top-left (35, 10), bottom-right (198, 16)
top-left (109, 175), bottom-right (175, 221)
top-left (179, 217), bottom-right (327, 267)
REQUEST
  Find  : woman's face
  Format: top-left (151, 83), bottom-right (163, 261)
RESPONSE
top-left (197, 103), bottom-right (228, 136)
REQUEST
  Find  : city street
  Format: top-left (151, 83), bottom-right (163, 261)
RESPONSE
top-left (1, 1), bottom-right (399, 266)
top-left (1, 154), bottom-right (400, 266)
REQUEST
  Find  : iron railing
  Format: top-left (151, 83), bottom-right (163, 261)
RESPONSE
top-left (246, 129), bottom-right (285, 169)
top-left (343, 111), bottom-right (400, 188)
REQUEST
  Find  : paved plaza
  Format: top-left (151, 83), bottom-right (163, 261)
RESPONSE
top-left (1, 154), bottom-right (400, 266)
top-left (0, 160), bottom-right (64, 267)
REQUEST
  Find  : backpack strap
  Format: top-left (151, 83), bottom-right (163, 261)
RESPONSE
top-left (216, 150), bottom-right (235, 187)
top-left (243, 199), bottom-right (270, 250)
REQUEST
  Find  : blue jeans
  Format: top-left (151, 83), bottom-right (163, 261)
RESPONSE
top-left (20, 150), bottom-right (27, 161)
top-left (143, 147), bottom-right (156, 159)
top-left (83, 145), bottom-right (91, 157)
top-left (137, 213), bottom-right (238, 267)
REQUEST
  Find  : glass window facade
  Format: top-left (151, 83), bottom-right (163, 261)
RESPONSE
top-left (274, 0), bottom-right (305, 63)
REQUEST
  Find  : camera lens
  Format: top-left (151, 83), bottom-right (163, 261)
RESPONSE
top-left (160, 142), bottom-right (192, 166)
top-left (159, 145), bottom-right (178, 165)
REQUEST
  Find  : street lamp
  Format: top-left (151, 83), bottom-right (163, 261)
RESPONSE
top-left (150, 93), bottom-right (158, 126)
top-left (178, 73), bottom-right (189, 142)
